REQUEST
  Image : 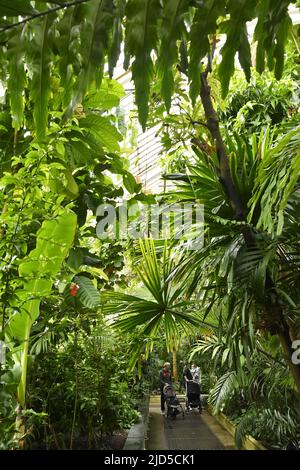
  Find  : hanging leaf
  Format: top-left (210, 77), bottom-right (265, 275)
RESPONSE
top-left (108, 0), bottom-right (126, 77)
top-left (157, 0), bottom-right (190, 112)
top-left (274, 14), bottom-right (291, 80)
top-left (7, 26), bottom-right (26, 130)
top-left (57, 3), bottom-right (83, 109)
top-left (189, 0), bottom-right (223, 104)
top-left (28, 14), bottom-right (54, 140)
top-left (124, 0), bottom-right (162, 130)
top-left (254, 0), bottom-right (292, 77)
top-left (219, 0), bottom-right (257, 98)
top-left (65, 0), bottom-right (115, 118)
top-left (238, 25), bottom-right (252, 83)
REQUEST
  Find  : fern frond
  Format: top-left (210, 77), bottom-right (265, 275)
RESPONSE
top-left (219, 0), bottom-right (256, 98)
top-left (124, 0), bottom-right (162, 130)
top-left (208, 371), bottom-right (238, 414)
top-left (75, 275), bottom-right (100, 308)
top-left (157, 0), bottom-right (190, 112)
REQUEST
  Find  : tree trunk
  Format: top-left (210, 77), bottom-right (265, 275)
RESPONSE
top-left (199, 71), bottom-right (300, 393)
top-left (172, 348), bottom-right (178, 380)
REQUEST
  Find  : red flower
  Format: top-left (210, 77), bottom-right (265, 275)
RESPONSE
top-left (70, 283), bottom-right (78, 297)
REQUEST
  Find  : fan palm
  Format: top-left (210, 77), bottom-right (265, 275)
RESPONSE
top-left (102, 238), bottom-right (201, 369)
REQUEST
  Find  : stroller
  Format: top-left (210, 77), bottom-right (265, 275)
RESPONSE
top-left (186, 380), bottom-right (202, 413)
top-left (163, 383), bottom-right (184, 420)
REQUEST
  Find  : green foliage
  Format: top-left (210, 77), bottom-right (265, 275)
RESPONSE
top-left (124, 0), bottom-right (162, 130)
top-left (26, 323), bottom-right (140, 449)
top-left (7, 27), bottom-right (26, 131)
top-left (188, 0), bottom-right (224, 104)
top-left (0, 0), bottom-right (296, 132)
top-left (74, 275), bottom-right (100, 308)
top-left (218, 0), bottom-right (255, 98)
top-left (0, 0), bottom-right (36, 16)
top-left (6, 211), bottom-right (77, 406)
top-left (220, 71), bottom-right (298, 133)
top-left (157, 0), bottom-right (190, 111)
top-left (254, 0), bottom-right (292, 79)
top-left (66, 0), bottom-right (115, 118)
top-left (235, 407), bottom-right (300, 450)
top-left (29, 13), bottom-right (54, 140)
top-left (0, 62), bottom-right (133, 418)
top-left (249, 126), bottom-right (300, 236)
top-left (208, 371), bottom-right (238, 414)
top-left (103, 239), bottom-right (201, 369)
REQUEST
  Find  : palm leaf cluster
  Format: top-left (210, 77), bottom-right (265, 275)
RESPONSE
top-left (102, 239), bottom-right (201, 368)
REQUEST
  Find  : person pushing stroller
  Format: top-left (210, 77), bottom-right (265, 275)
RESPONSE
top-left (183, 362), bottom-right (202, 413)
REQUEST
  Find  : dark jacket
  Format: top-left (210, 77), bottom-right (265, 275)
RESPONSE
top-left (183, 367), bottom-right (193, 382)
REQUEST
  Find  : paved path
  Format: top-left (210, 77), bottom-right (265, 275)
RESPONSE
top-left (146, 398), bottom-right (236, 450)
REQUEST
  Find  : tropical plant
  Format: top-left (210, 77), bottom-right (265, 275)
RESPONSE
top-left (5, 212), bottom-right (76, 407)
top-left (103, 238), bottom-right (201, 370)
top-left (220, 70), bottom-right (298, 134)
top-left (0, 0), bottom-right (296, 133)
top-left (164, 126), bottom-right (300, 389)
top-left (26, 320), bottom-right (140, 449)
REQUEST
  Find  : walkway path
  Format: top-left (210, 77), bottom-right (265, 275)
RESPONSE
top-left (146, 397), bottom-right (236, 450)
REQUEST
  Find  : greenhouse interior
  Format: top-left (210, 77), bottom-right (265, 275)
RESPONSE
top-left (1, 0), bottom-right (300, 456)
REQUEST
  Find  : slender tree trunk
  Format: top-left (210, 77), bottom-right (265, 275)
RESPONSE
top-left (172, 348), bottom-right (177, 380)
top-left (198, 70), bottom-right (300, 393)
top-left (70, 328), bottom-right (79, 449)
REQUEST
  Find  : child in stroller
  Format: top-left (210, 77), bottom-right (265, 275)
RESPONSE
top-left (186, 380), bottom-right (202, 413)
top-left (163, 383), bottom-right (184, 420)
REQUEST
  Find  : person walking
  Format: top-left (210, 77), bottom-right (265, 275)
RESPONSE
top-left (159, 362), bottom-right (172, 414)
top-left (191, 362), bottom-right (201, 383)
top-left (190, 362), bottom-right (202, 412)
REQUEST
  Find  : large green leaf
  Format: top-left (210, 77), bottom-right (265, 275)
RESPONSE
top-left (108, 0), bottom-right (126, 77)
top-left (83, 78), bottom-right (125, 110)
top-left (6, 211), bottom-right (77, 406)
top-left (80, 114), bottom-right (122, 151)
